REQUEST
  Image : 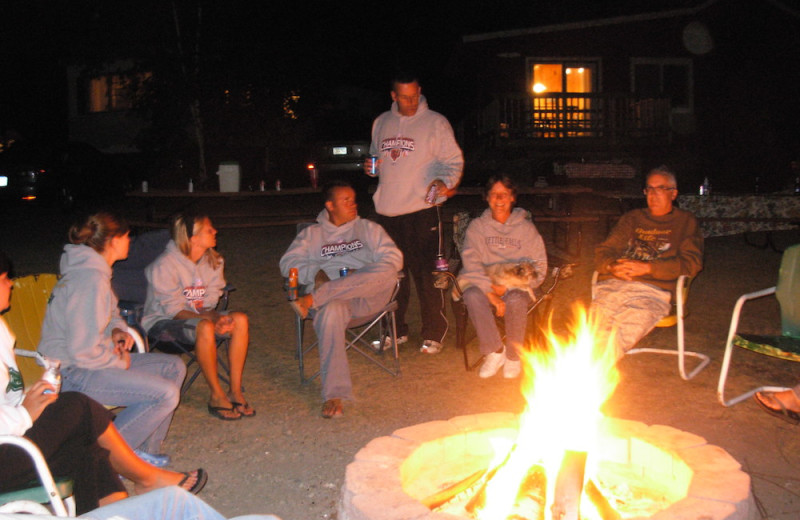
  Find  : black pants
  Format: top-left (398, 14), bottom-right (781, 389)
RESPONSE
top-left (0, 391), bottom-right (124, 514)
top-left (377, 206), bottom-right (447, 342)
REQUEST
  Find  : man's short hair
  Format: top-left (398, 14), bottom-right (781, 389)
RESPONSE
top-left (646, 165), bottom-right (677, 187)
top-left (484, 174), bottom-right (518, 199)
top-left (323, 180), bottom-right (354, 203)
top-left (391, 71), bottom-right (420, 91)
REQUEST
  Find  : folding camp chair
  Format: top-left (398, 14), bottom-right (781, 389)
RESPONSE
top-left (717, 243), bottom-right (800, 406)
top-left (0, 435), bottom-right (74, 517)
top-left (591, 271), bottom-right (710, 380)
top-left (290, 223), bottom-right (402, 383)
top-left (112, 228), bottom-right (235, 395)
top-left (440, 210), bottom-right (575, 370)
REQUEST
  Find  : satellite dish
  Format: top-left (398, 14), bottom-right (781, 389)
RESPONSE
top-left (683, 21), bottom-right (713, 55)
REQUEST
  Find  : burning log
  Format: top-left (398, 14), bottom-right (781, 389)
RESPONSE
top-left (550, 450), bottom-right (587, 520)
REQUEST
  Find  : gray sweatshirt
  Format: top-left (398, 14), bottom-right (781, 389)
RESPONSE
top-left (38, 244), bottom-right (127, 370)
top-left (280, 210), bottom-right (403, 285)
top-left (142, 241), bottom-right (227, 332)
top-left (457, 208), bottom-right (548, 295)
top-left (369, 96), bottom-right (464, 217)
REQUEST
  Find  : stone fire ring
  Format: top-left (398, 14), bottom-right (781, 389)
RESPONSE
top-left (339, 412), bottom-right (756, 520)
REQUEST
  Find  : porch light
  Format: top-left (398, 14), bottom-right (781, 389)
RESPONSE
top-left (532, 83), bottom-right (547, 94)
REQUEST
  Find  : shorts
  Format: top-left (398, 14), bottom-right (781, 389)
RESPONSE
top-left (148, 312), bottom-right (231, 346)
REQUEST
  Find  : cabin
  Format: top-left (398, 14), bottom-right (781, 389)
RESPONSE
top-left (452, 0), bottom-right (800, 192)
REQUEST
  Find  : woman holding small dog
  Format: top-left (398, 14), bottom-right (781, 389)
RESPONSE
top-left (458, 175), bottom-right (547, 379)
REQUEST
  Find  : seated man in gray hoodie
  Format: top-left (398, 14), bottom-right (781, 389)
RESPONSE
top-left (279, 181), bottom-right (403, 419)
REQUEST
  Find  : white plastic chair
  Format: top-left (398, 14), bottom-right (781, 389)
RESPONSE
top-left (592, 272), bottom-right (710, 380)
top-left (717, 244), bottom-right (800, 406)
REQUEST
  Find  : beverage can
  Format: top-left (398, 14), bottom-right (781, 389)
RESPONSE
top-left (287, 268), bottom-right (299, 301)
top-left (435, 255), bottom-right (449, 272)
top-left (425, 183), bottom-right (439, 205)
top-left (339, 267), bottom-right (349, 278)
top-left (366, 155), bottom-right (379, 177)
top-left (42, 359), bottom-right (61, 395)
top-left (141, 180), bottom-right (148, 193)
top-left (259, 180), bottom-right (265, 191)
top-left (275, 179), bottom-right (281, 191)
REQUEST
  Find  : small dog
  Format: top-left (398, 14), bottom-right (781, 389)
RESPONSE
top-left (485, 261), bottom-right (538, 302)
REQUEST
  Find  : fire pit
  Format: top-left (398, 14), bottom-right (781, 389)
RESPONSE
top-left (339, 412), bottom-right (756, 520)
top-left (341, 310), bottom-right (755, 519)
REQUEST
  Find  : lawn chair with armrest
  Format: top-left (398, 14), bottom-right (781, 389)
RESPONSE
top-left (289, 222), bottom-right (402, 383)
top-left (112, 229), bottom-right (236, 395)
top-left (717, 243), bottom-right (800, 406)
top-left (438, 210), bottom-right (575, 371)
top-left (590, 271), bottom-right (710, 380)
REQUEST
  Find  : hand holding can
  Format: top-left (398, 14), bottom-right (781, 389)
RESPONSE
top-left (364, 155), bottom-right (379, 177)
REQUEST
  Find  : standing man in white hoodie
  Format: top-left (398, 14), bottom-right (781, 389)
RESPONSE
top-left (280, 181), bottom-right (403, 418)
top-left (366, 73), bottom-right (463, 355)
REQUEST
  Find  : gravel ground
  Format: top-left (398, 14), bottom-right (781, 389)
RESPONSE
top-left (1, 201), bottom-right (798, 520)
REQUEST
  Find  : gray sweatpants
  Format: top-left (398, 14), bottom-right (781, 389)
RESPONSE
top-left (591, 278), bottom-right (671, 359)
top-left (310, 263), bottom-right (397, 401)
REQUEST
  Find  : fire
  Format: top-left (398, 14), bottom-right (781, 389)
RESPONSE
top-left (475, 305), bottom-right (620, 520)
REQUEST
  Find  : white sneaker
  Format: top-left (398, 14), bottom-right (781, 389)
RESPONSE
top-left (479, 347), bottom-right (506, 378)
top-left (382, 335), bottom-right (408, 351)
top-left (420, 340), bottom-right (444, 354)
top-left (503, 359), bottom-right (521, 379)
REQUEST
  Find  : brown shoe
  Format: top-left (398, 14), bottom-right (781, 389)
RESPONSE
top-left (321, 398), bottom-right (344, 419)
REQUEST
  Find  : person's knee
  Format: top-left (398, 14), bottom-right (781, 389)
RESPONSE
top-left (462, 286), bottom-right (485, 305)
top-left (231, 311), bottom-right (249, 331)
top-left (504, 289), bottom-right (530, 307)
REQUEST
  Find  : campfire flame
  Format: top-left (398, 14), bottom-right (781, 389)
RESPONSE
top-left (475, 305), bottom-right (620, 520)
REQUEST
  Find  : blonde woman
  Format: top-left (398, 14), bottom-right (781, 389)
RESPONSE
top-left (143, 211), bottom-right (252, 421)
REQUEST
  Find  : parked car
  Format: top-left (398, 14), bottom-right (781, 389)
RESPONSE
top-left (306, 140), bottom-right (376, 192)
top-left (0, 141), bottom-right (131, 209)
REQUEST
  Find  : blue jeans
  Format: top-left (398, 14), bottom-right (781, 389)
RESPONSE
top-left (462, 287), bottom-right (530, 360)
top-left (62, 353), bottom-right (186, 453)
top-left (80, 486), bottom-right (281, 520)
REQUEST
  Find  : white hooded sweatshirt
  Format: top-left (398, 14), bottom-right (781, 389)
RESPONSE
top-left (369, 95), bottom-right (463, 217)
top-left (280, 210), bottom-right (403, 286)
top-left (38, 244), bottom-right (127, 370)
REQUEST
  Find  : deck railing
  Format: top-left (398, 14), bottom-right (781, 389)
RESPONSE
top-left (465, 93), bottom-right (671, 147)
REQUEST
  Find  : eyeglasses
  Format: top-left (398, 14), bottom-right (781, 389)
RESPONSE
top-left (643, 185), bottom-right (676, 194)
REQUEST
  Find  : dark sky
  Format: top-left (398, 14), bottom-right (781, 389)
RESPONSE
top-left (0, 0), bottom-right (697, 141)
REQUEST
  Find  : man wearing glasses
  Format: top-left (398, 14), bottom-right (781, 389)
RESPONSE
top-left (591, 165), bottom-right (704, 358)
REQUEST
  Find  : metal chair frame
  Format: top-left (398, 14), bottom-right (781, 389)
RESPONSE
top-left (717, 244), bottom-right (800, 406)
top-left (591, 272), bottom-right (710, 380)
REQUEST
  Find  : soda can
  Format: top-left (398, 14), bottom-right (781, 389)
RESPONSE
top-left (425, 183), bottom-right (439, 205)
top-left (435, 255), bottom-right (449, 272)
top-left (366, 155), bottom-right (378, 177)
top-left (339, 267), bottom-right (349, 278)
top-left (141, 180), bottom-right (148, 193)
top-left (42, 359), bottom-right (61, 395)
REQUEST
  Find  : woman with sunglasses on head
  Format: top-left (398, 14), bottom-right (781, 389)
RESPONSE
top-left (38, 212), bottom-right (187, 468)
top-left (1, 250), bottom-right (206, 514)
top-left (142, 211), bottom-right (253, 421)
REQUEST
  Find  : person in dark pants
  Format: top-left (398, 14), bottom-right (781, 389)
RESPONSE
top-left (366, 72), bottom-right (463, 354)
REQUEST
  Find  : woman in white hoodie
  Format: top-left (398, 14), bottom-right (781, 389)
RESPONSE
top-left (1, 250), bottom-right (206, 514)
top-left (38, 213), bottom-right (187, 468)
top-left (142, 212), bottom-right (252, 421)
top-left (457, 175), bottom-right (548, 380)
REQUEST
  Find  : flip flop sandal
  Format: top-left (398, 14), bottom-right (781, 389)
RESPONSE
top-left (178, 468), bottom-right (208, 495)
top-left (231, 401), bottom-right (256, 417)
top-left (207, 403), bottom-right (241, 421)
top-left (754, 392), bottom-right (800, 425)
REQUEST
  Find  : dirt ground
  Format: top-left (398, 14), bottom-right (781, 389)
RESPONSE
top-left (1, 203), bottom-right (799, 520)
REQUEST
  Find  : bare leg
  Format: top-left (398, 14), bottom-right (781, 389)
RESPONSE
top-left (97, 416), bottom-right (200, 494)
top-left (226, 312), bottom-right (249, 406)
top-left (195, 319), bottom-right (237, 419)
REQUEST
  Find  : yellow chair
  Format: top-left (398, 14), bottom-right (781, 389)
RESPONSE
top-left (591, 272), bottom-right (710, 380)
top-left (5, 274), bottom-right (59, 384)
